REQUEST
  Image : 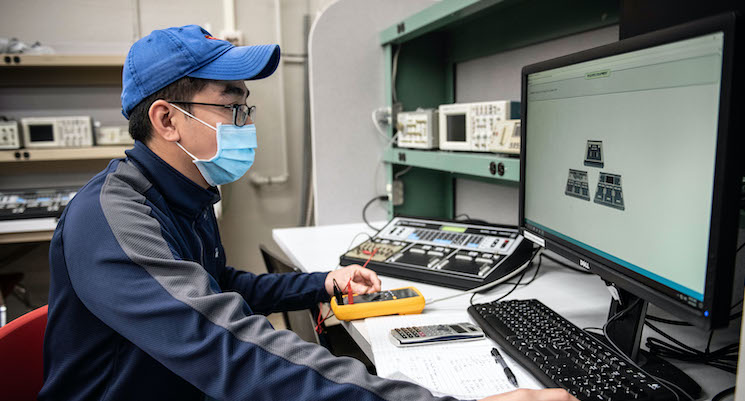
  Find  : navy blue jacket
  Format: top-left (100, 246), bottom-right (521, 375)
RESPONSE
top-left (39, 141), bottom-right (453, 401)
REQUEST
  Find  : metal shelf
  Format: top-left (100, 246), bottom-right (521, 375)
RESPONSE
top-left (0, 54), bottom-right (125, 67)
top-left (383, 148), bottom-right (519, 182)
top-left (0, 230), bottom-right (54, 244)
top-left (0, 146), bottom-right (128, 162)
top-left (380, 0), bottom-right (500, 45)
top-left (379, 0), bottom-right (619, 219)
top-left (380, 0), bottom-right (619, 63)
top-left (0, 54), bottom-right (125, 87)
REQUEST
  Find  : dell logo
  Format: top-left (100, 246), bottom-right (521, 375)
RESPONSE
top-left (579, 259), bottom-right (590, 270)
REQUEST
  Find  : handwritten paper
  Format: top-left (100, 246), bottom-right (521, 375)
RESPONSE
top-left (367, 312), bottom-right (543, 400)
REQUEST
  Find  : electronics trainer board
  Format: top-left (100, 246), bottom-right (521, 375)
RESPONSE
top-left (340, 217), bottom-right (534, 290)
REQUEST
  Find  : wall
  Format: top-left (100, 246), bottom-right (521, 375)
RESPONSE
top-left (309, 0), bottom-right (439, 226)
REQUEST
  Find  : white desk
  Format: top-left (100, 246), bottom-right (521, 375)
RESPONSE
top-left (273, 223), bottom-right (737, 400)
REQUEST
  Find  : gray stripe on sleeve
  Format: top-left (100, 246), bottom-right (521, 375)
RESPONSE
top-left (100, 161), bottom-right (457, 401)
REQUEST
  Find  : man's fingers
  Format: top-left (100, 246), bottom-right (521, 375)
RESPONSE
top-left (480, 389), bottom-right (577, 401)
top-left (351, 282), bottom-right (372, 294)
top-left (353, 267), bottom-right (382, 292)
top-left (519, 389), bottom-right (576, 401)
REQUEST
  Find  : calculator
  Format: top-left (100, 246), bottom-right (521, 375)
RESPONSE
top-left (389, 322), bottom-right (485, 347)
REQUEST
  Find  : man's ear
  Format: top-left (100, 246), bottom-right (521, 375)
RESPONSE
top-left (149, 100), bottom-right (181, 143)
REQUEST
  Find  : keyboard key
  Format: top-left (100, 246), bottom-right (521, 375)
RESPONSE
top-left (467, 299), bottom-right (675, 401)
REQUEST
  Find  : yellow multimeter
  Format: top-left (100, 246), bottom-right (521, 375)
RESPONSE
top-left (330, 286), bottom-right (426, 321)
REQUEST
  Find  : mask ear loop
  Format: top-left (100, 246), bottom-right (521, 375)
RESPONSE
top-left (169, 103), bottom-right (217, 132)
top-left (169, 102), bottom-right (220, 161)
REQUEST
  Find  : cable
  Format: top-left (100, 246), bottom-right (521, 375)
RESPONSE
top-left (644, 321), bottom-right (738, 374)
top-left (334, 232), bottom-right (376, 270)
top-left (391, 45), bottom-right (401, 103)
top-left (453, 214), bottom-right (491, 226)
top-left (494, 253), bottom-right (544, 290)
top-left (370, 107), bottom-right (391, 141)
top-left (393, 166), bottom-right (413, 180)
top-left (472, 253), bottom-right (543, 307)
top-left (602, 300), bottom-right (691, 401)
top-left (468, 255), bottom-right (543, 306)
top-left (493, 268), bottom-right (528, 303)
top-left (520, 254), bottom-right (543, 286)
top-left (373, 131), bottom-right (400, 195)
top-left (345, 232), bottom-right (374, 252)
top-left (362, 195), bottom-right (388, 231)
top-left (426, 248), bottom-right (542, 306)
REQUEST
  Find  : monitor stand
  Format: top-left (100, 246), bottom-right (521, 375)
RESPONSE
top-left (593, 286), bottom-right (702, 399)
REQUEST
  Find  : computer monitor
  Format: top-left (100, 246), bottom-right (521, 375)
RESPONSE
top-left (519, 11), bottom-right (741, 354)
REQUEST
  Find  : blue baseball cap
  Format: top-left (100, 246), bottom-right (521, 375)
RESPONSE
top-left (121, 25), bottom-right (280, 119)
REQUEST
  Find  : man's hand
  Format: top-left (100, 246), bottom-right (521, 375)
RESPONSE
top-left (325, 265), bottom-right (382, 296)
top-left (480, 389), bottom-right (579, 401)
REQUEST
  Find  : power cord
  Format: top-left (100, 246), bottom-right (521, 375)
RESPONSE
top-left (644, 321), bottom-right (738, 373)
top-left (392, 45), bottom-right (401, 103)
top-left (362, 195), bottom-right (388, 231)
top-left (643, 298), bottom-right (742, 371)
top-left (393, 166), bottom-right (413, 180)
top-left (602, 299), bottom-right (690, 401)
top-left (469, 252), bottom-right (544, 307)
top-left (370, 107), bottom-right (392, 141)
top-left (425, 248), bottom-right (542, 306)
top-left (334, 232), bottom-right (376, 270)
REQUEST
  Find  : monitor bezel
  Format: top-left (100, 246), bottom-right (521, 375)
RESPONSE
top-left (519, 13), bottom-right (739, 331)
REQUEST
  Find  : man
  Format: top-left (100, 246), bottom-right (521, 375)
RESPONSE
top-left (39, 25), bottom-right (577, 401)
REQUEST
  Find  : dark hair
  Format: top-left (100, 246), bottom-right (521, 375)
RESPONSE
top-left (128, 76), bottom-right (211, 143)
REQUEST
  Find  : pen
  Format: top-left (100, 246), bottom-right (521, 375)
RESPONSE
top-left (491, 347), bottom-right (519, 388)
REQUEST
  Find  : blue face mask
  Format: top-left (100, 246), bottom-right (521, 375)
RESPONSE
top-left (171, 104), bottom-right (257, 187)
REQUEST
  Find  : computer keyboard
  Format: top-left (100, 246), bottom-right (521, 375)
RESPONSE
top-left (468, 299), bottom-right (676, 401)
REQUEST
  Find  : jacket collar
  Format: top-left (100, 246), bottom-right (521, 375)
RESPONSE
top-left (125, 141), bottom-right (220, 219)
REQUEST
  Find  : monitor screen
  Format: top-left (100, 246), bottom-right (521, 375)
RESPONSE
top-left (520, 15), bottom-right (738, 329)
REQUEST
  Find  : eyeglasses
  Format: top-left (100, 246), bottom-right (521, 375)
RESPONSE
top-left (168, 101), bottom-right (256, 126)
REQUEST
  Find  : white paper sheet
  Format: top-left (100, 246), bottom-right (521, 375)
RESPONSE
top-left (368, 312), bottom-right (543, 400)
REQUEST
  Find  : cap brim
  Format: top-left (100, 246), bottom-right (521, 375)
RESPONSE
top-left (187, 44), bottom-right (280, 81)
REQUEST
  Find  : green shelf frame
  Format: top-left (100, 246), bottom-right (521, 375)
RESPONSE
top-left (383, 148), bottom-right (519, 182)
top-left (380, 0), bottom-right (620, 219)
top-left (380, 0), bottom-right (502, 45)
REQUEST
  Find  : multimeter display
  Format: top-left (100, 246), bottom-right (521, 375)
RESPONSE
top-left (342, 288), bottom-right (417, 305)
top-left (330, 286), bottom-right (426, 320)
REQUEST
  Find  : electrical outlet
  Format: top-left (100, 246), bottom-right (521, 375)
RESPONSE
top-left (392, 180), bottom-right (404, 206)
